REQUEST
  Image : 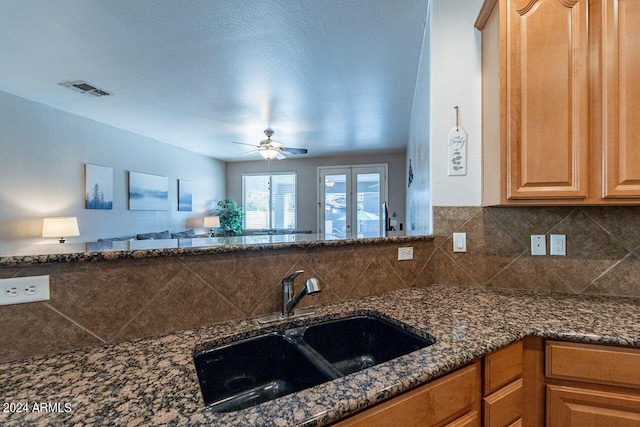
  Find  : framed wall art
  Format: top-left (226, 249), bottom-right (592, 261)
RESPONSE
top-left (178, 179), bottom-right (192, 211)
top-left (129, 171), bottom-right (168, 211)
top-left (85, 164), bottom-right (113, 209)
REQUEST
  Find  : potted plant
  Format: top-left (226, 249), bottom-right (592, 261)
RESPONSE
top-left (216, 199), bottom-right (244, 236)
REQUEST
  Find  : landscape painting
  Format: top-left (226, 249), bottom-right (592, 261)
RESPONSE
top-left (85, 164), bottom-right (113, 209)
top-left (178, 179), bottom-right (192, 211)
top-left (129, 171), bottom-right (168, 211)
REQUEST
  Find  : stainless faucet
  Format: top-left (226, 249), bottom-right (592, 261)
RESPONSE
top-left (282, 270), bottom-right (321, 317)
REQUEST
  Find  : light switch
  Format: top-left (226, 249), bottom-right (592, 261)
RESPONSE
top-left (452, 233), bottom-right (466, 253)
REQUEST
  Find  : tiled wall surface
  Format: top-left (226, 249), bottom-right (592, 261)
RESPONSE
top-left (0, 240), bottom-right (435, 362)
top-left (431, 206), bottom-right (640, 298)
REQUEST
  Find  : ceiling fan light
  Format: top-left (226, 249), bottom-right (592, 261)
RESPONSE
top-left (259, 149), bottom-right (278, 160)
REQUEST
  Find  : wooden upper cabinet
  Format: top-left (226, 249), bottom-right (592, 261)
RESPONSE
top-left (506, 0), bottom-right (589, 200)
top-left (600, 0), bottom-right (640, 198)
top-left (477, 0), bottom-right (640, 205)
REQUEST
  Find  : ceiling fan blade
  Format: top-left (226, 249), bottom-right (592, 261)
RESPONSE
top-left (231, 141), bottom-right (259, 147)
top-left (280, 147), bottom-right (308, 154)
top-left (275, 152), bottom-right (286, 160)
top-left (239, 149), bottom-right (260, 156)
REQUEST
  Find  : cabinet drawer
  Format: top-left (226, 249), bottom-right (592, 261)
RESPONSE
top-left (445, 410), bottom-right (479, 427)
top-left (335, 361), bottom-right (480, 427)
top-left (547, 384), bottom-right (640, 426)
top-left (484, 340), bottom-right (523, 394)
top-left (483, 378), bottom-right (523, 427)
top-left (546, 341), bottom-right (640, 388)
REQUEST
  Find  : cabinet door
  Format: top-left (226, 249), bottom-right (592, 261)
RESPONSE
top-left (505, 0), bottom-right (589, 199)
top-left (547, 384), bottom-right (640, 426)
top-left (601, 0), bottom-right (640, 198)
top-left (334, 362), bottom-right (480, 427)
top-left (483, 378), bottom-right (523, 427)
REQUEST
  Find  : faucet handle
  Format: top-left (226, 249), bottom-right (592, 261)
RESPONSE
top-left (283, 270), bottom-right (304, 283)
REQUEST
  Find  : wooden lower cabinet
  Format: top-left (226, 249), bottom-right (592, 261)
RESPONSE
top-left (483, 341), bottom-right (524, 427)
top-left (446, 410), bottom-right (480, 427)
top-left (545, 341), bottom-right (640, 427)
top-left (546, 341), bottom-right (640, 388)
top-left (333, 361), bottom-right (481, 427)
top-left (547, 385), bottom-right (640, 426)
top-left (483, 379), bottom-right (522, 427)
top-left (333, 339), bottom-right (640, 427)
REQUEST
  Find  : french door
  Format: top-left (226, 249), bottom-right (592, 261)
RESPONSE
top-left (318, 165), bottom-right (388, 239)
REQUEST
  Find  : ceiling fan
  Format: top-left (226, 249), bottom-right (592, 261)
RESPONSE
top-left (232, 130), bottom-right (308, 160)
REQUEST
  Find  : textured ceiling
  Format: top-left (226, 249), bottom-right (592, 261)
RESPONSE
top-left (0, 0), bottom-right (428, 161)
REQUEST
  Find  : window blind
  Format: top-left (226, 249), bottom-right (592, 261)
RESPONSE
top-left (242, 173), bottom-right (296, 229)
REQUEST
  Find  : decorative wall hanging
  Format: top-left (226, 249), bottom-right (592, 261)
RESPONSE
top-left (129, 171), bottom-right (168, 211)
top-left (85, 164), bottom-right (113, 209)
top-left (448, 106), bottom-right (467, 176)
top-left (178, 179), bottom-right (192, 211)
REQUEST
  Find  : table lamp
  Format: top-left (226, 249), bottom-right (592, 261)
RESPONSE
top-left (203, 216), bottom-right (220, 237)
top-left (42, 217), bottom-right (80, 243)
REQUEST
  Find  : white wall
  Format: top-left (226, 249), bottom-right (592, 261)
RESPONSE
top-left (406, 0), bottom-right (432, 233)
top-left (226, 151), bottom-right (407, 233)
top-left (429, 0), bottom-right (483, 207)
top-left (0, 90), bottom-right (226, 244)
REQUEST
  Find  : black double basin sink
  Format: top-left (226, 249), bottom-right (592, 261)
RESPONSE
top-left (194, 315), bottom-right (435, 412)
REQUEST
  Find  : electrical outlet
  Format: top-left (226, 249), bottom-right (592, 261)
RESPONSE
top-left (550, 234), bottom-right (566, 256)
top-left (0, 276), bottom-right (50, 306)
top-left (531, 235), bottom-right (546, 256)
top-left (398, 247), bottom-right (414, 260)
top-left (5, 286), bottom-right (19, 297)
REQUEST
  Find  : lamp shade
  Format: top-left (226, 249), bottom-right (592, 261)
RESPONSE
top-left (203, 216), bottom-right (220, 228)
top-left (259, 149), bottom-right (278, 160)
top-left (42, 217), bottom-right (80, 240)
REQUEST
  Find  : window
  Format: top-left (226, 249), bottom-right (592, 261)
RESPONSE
top-left (242, 173), bottom-right (296, 230)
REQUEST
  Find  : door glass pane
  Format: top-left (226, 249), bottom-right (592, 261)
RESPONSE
top-left (324, 174), bottom-right (347, 239)
top-left (355, 173), bottom-right (381, 237)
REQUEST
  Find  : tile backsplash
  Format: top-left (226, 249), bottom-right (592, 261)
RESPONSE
top-left (0, 240), bottom-right (434, 362)
top-left (432, 206), bottom-right (640, 298)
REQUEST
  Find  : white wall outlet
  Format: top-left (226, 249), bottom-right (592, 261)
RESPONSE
top-left (550, 234), bottom-right (566, 256)
top-left (452, 232), bottom-right (467, 253)
top-left (531, 235), bottom-right (546, 256)
top-left (0, 275), bottom-right (50, 306)
top-left (398, 247), bottom-right (414, 260)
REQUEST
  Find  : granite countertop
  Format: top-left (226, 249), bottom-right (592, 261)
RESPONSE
top-left (1, 284), bottom-right (639, 426)
top-left (0, 232), bottom-right (429, 267)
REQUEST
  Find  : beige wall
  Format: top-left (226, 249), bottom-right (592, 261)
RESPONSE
top-left (226, 151), bottom-right (407, 232)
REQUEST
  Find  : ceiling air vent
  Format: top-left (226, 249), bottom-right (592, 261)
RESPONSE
top-left (59, 80), bottom-right (112, 97)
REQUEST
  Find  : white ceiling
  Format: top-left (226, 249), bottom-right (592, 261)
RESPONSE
top-left (0, 0), bottom-right (428, 162)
